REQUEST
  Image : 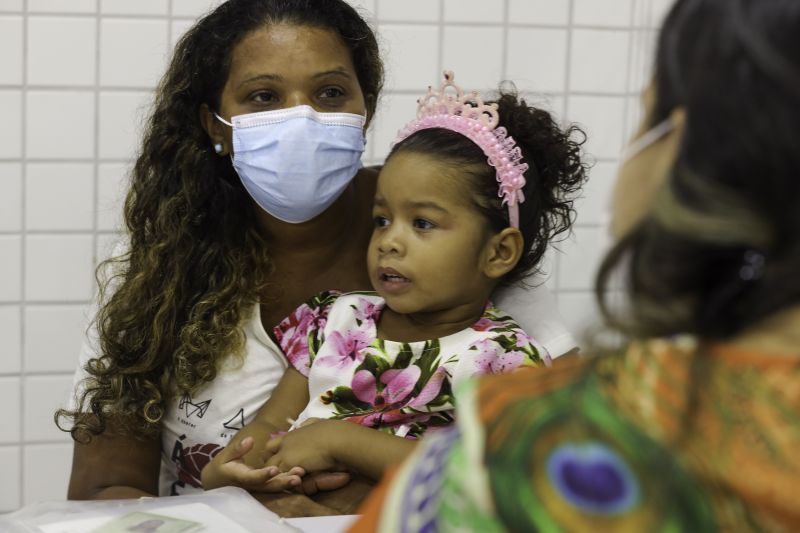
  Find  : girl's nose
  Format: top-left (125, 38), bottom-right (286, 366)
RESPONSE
top-left (377, 227), bottom-right (405, 256)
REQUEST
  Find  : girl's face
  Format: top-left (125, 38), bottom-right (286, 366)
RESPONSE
top-left (368, 151), bottom-right (497, 317)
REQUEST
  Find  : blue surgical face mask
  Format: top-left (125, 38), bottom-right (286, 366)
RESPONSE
top-left (216, 105), bottom-right (366, 223)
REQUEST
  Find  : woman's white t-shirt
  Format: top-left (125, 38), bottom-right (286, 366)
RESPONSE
top-left (68, 280), bottom-right (575, 496)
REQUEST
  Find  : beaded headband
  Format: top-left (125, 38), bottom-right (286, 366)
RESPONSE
top-left (393, 71), bottom-right (528, 228)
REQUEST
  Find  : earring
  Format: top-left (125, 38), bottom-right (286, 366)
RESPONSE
top-left (214, 143), bottom-right (223, 154)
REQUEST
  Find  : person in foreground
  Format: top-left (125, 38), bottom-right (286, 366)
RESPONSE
top-left (56, 0), bottom-right (579, 517)
top-left (352, 0), bottom-right (800, 530)
top-left (200, 71), bottom-right (586, 492)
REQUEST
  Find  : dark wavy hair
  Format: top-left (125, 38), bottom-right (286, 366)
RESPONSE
top-left (56, 0), bottom-right (384, 441)
top-left (596, 0), bottom-right (800, 340)
top-left (389, 90), bottom-right (587, 286)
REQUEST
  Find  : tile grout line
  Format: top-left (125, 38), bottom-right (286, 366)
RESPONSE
top-left (18, 0), bottom-right (27, 509)
top-left (621, 0), bottom-right (637, 154)
top-left (556, 0), bottom-right (576, 296)
top-left (92, 0), bottom-right (100, 306)
top-left (437, 0), bottom-right (443, 79)
top-left (500, 0), bottom-right (509, 81)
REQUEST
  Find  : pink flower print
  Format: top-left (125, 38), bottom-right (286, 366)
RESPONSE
top-left (471, 338), bottom-right (524, 375)
top-left (352, 369), bottom-right (378, 405)
top-left (514, 331), bottom-right (535, 348)
top-left (352, 297), bottom-right (380, 327)
top-left (347, 366), bottom-right (447, 429)
top-left (316, 329), bottom-right (372, 369)
top-left (275, 303), bottom-right (327, 376)
top-left (471, 316), bottom-right (504, 332)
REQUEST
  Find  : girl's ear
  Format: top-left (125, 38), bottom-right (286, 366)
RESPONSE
top-left (199, 103), bottom-right (229, 156)
top-left (482, 227), bottom-right (524, 280)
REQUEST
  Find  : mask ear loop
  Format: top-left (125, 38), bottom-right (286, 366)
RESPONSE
top-left (619, 117), bottom-right (675, 162)
top-left (214, 113), bottom-right (233, 127)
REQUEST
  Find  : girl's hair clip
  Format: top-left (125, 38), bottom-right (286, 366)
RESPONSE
top-left (393, 70), bottom-right (528, 228)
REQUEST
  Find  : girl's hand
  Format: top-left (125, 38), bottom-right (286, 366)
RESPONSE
top-left (201, 436), bottom-right (306, 492)
top-left (265, 419), bottom-right (345, 475)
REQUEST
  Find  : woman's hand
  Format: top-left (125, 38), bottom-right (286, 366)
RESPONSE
top-left (265, 419), bottom-right (346, 474)
top-left (201, 435), bottom-right (306, 492)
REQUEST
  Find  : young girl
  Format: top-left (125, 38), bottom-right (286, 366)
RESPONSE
top-left (201, 71), bottom-right (586, 490)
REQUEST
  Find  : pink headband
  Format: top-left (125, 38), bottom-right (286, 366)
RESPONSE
top-left (393, 71), bottom-right (528, 228)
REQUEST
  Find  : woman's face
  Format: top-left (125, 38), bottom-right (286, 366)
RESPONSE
top-left (609, 86), bottom-right (684, 240)
top-left (212, 23), bottom-right (367, 149)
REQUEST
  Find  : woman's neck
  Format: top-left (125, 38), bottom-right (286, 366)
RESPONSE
top-left (254, 172), bottom-right (375, 273)
top-left (728, 304), bottom-right (800, 356)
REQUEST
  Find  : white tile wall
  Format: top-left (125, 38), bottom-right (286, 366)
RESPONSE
top-left (442, 26), bottom-right (505, 90)
top-left (1, 0), bottom-right (669, 514)
top-left (0, 377), bottom-right (21, 443)
top-left (24, 306), bottom-right (89, 373)
top-left (25, 163), bottom-right (94, 231)
top-left (506, 28), bottom-right (568, 93)
top-left (27, 16), bottom-right (97, 86)
top-left (0, 163), bottom-right (22, 231)
top-left (377, 0), bottom-right (439, 22)
top-left (379, 24), bottom-right (440, 91)
top-left (0, 0), bottom-right (23, 11)
top-left (0, 306), bottom-right (22, 373)
top-left (0, 16), bottom-right (23, 85)
top-left (509, 0), bottom-right (570, 26)
top-left (97, 91), bottom-right (150, 159)
top-left (0, 446), bottom-right (21, 511)
top-left (99, 19), bottom-right (169, 88)
top-left (25, 91), bottom-right (95, 159)
top-left (0, 91), bottom-right (23, 159)
top-left (23, 375), bottom-right (74, 442)
top-left (22, 444), bottom-right (73, 505)
top-left (24, 235), bottom-right (94, 302)
top-left (0, 236), bottom-right (22, 302)
top-left (27, 0), bottom-right (95, 14)
top-left (443, 0), bottom-right (504, 24)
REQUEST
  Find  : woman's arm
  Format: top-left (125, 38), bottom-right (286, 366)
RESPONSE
top-left (266, 419), bottom-right (417, 482)
top-left (201, 367), bottom-right (310, 490)
top-left (67, 421), bottom-right (161, 499)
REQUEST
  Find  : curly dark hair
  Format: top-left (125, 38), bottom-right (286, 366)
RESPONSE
top-left (56, 0), bottom-right (384, 441)
top-left (388, 90), bottom-right (587, 286)
top-left (596, 0), bottom-right (800, 340)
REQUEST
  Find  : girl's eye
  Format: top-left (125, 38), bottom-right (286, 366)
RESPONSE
top-left (373, 216), bottom-right (390, 228)
top-left (413, 218), bottom-right (435, 230)
top-left (319, 86), bottom-right (345, 99)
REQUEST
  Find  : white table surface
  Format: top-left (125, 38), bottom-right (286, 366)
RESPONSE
top-left (285, 514), bottom-right (359, 532)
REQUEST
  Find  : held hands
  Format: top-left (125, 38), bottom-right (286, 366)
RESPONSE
top-left (201, 418), bottom-right (352, 495)
top-left (201, 435), bottom-right (306, 493)
top-left (265, 419), bottom-right (346, 476)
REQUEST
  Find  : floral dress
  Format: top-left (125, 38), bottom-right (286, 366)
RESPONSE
top-left (274, 290), bottom-right (551, 439)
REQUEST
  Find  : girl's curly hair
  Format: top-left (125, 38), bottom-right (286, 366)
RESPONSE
top-left (56, 0), bottom-right (383, 441)
top-left (389, 90), bottom-right (588, 286)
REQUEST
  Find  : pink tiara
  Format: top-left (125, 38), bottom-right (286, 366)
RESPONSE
top-left (393, 70), bottom-right (528, 228)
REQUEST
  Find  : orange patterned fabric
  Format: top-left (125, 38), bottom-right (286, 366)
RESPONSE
top-left (353, 340), bottom-right (800, 532)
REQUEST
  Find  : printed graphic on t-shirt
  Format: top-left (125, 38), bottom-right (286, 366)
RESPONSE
top-left (179, 393), bottom-right (211, 419)
top-left (223, 408), bottom-right (245, 431)
top-left (168, 394), bottom-right (254, 495)
top-left (169, 433), bottom-right (223, 495)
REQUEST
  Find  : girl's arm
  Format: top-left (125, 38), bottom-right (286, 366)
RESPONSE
top-left (266, 419), bottom-right (418, 482)
top-left (201, 367), bottom-right (310, 490)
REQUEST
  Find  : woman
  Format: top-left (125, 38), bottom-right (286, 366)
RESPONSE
top-left (353, 0), bottom-right (800, 530)
top-left (58, 0), bottom-right (576, 517)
